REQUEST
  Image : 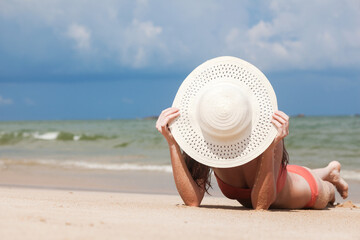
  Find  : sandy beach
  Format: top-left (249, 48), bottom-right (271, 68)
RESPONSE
top-left (1, 161), bottom-right (360, 240)
top-left (0, 165), bottom-right (360, 240)
top-left (0, 186), bottom-right (359, 240)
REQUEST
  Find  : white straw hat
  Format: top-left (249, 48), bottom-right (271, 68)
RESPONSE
top-left (169, 56), bottom-right (278, 168)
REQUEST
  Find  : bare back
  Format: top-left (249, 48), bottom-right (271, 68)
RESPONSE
top-left (213, 141), bottom-right (284, 207)
top-left (213, 141), bottom-right (284, 188)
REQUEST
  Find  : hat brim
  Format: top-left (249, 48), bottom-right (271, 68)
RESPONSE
top-left (170, 56), bottom-right (278, 168)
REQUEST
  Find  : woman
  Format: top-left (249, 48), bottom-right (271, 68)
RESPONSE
top-left (156, 107), bottom-right (349, 210)
top-left (156, 56), bottom-right (348, 210)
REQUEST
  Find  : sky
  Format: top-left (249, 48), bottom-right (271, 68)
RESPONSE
top-left (0, 0), bottom-right (360, 121)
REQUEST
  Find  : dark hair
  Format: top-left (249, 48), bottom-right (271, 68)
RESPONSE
top-left (281, 140), bottom-right (289, 169)
top-left (182, 151), bottom-right (212, 194)
top-left (183, 140), bottom-right (289, 195)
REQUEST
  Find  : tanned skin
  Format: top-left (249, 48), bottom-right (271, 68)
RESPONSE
top-left (156, 108), bottom-right (348, 210)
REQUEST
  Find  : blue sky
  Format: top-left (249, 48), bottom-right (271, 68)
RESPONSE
top-left (0, 0), bottom-right (359, 120)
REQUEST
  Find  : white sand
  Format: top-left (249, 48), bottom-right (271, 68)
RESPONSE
top-left (0, 187), bottom-right (359, 240)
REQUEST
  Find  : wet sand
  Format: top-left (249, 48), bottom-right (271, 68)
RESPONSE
top-left (1, 164), bottom-right (359, 202)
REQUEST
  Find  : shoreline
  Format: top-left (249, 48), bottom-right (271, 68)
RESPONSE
top-left (0, 186), bottom-right (359, 240)
top-left (1, 164), bottom-right (360, 239)
top-left (1, 164), bottom-right (360, 203)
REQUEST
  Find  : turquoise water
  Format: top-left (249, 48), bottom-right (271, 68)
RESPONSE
top-left (0, 116), bottom-right (359, 180)
top-left (286, 116), bottom-right (360, 168)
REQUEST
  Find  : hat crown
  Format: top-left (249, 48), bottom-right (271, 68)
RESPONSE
top-left (197, 82), bottom-right (252, 142)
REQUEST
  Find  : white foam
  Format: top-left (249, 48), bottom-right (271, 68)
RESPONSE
top-left (33, 132), bottom-right (59, 140)
top-left (341, 170), bottom-right (360, 181)
top-left (62, 161), bottom-right (173, 173)
top-left (28, 159), bottom-right (173, 173)
top-left (73, 135), bottom-right (80, 141)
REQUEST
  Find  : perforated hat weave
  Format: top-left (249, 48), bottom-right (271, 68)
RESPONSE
top-left (170, 56), bottom-right (278, 168)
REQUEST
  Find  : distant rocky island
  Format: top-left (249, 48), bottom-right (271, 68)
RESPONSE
top-left (143, 116), bottom-right (158, 120)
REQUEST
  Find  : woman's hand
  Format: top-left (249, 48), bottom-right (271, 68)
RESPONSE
top-left (157, 107), bottom-right (205, 206)
top-left (271, 110), bottom-right (289, 146)
top-left (156, 107), bottom-right (180, 144)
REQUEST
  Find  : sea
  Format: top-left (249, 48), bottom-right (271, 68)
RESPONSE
top-left (0, 116), bottom-right (359, 181)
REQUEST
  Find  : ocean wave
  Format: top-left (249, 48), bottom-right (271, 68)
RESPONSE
top-left (1, 159), bottom-right (173, 173)
top-left (0, 132), bottom-right (23, 145)
top-left (113, 142), bottom-right (132, 148)
top-left (341, 170), bottom-right (360, 181)
top-left (34, 131), bottom-right (116, 141)
top-left (61, 161), bottom-right (173, 172)
top-left (33, 132), bottom-right (59, 140)
top-left (0, 131), bottom-right (117, 144)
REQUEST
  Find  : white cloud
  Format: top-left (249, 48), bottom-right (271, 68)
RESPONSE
top-left (0, 0), bottom-right (359, 72)
top-left (133, 19), bottom-right (162, 38)
top-left (67, 23), bottom-right (91, 50)
top-left (224, 0), bottom-right (360, 70)
top-left (247, 21), bottom-right (274, 41)
top-left (119, 19), bottom-right (164, 68)
top-left (0, 95), bottom-right (13, 105)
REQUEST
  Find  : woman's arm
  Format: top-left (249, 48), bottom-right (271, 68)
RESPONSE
top-left (168, 139), bottom-right (206, 206)
top-left (156, 107), bottom-right (205, 207)
top-left (251, 111), bottom-right (289, 210)
top-left (251, 144), bottom-right (277, 210)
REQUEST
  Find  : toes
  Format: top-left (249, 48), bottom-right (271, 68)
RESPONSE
top-left (340, 180), bottom-right (349, 199)
top-left (334, 177), bottom-right (349, 199)
top-left (328, 161), bottom-right (341, 172)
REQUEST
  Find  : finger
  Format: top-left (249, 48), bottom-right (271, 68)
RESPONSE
top-left (160, 112), bottom-right (180, 128)
top-left (274, 111), bottom-right (289, 121)
top-left (273, 123), bottom-right (286, 139)
top-left (157, 108), bottom-right (179, 126)
top-left (271, 119), bottom-right (283, 129)
top-left (161, 111), bottom-right (180, 127)
top-left (161, 107), bottom-right (179, 117)
top-left (156, 123), bottom-right (162, 132)
top-left (158, 108), bottom-right (172, 121)
top-left (156, 118), bottom-right (163, 129)
top-left (272, 114), bottom-right (286, 124)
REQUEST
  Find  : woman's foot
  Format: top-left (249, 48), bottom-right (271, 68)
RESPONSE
top-left (326, 161), bottom-right (349, 199)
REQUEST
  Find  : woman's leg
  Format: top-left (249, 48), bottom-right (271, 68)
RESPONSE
top-left (274, 162), bottom-right (348, 209)
top-left (312, 176), bottom-right (335, 209)
top-left (311, 161), bottom-right (348, 199)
